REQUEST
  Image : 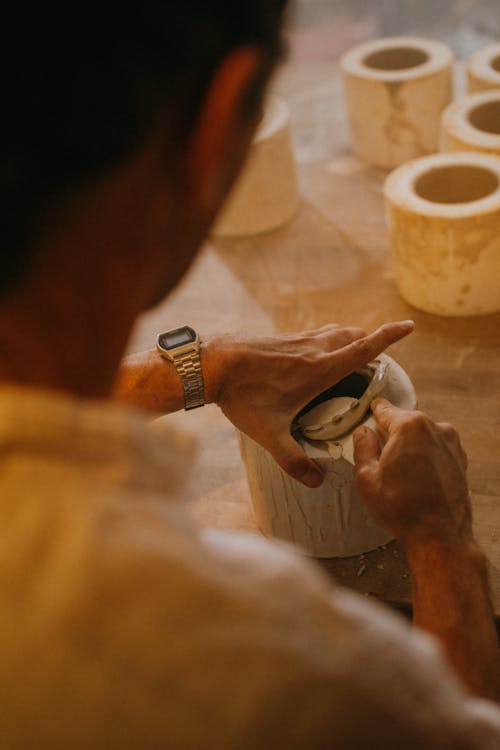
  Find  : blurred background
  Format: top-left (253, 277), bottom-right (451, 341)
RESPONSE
top-left (274, 0), bottom-right (499, 163)
top-left (288, 0), bottom-right (499, 61)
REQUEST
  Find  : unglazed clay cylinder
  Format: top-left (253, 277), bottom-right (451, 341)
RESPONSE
top-left (212, 96), bottom-right (299, 237)
top-left (467, 43), bottom-right (500, 93)
top-left (239, 354), bottom-right (416, 559)
top-left (441, 91), bottom-right (500, 156)
top-left (384, 152), bottom-right (500, 316)
top-left (341, 37), bottom-right (453, 169)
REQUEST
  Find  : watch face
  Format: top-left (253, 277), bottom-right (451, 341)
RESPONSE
top-left (158, 326), bottom-right (197, 351)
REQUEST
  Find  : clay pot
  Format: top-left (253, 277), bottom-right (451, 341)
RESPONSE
top-left (441, 90), bottom-right (500, 157)
top-left (239, 354), bottom-right (416, 558)
top-left (212, 97), bottom-right (299, 237)
top-left (384, 152), bottom-right (500, 316)
top-left (467, 43), bottom-right (500, 94)
top-left (341, 37), bottom-right (453, 169)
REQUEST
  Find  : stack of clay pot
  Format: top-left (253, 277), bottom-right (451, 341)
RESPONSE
top-left (341, 37), bottom-right (500, 317)
top-left (238, 37), bottom-right (500, 560)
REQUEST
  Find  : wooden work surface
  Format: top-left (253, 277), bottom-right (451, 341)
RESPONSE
top-left (128, 62), bottom-right (500, 611)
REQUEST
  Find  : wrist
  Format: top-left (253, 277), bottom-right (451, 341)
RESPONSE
top-left (405, 535), bottom-right (486, 576)
top-left (200, 336), bottom-right (231, 405)
top-left (406, 533), bottom-right (498, 701)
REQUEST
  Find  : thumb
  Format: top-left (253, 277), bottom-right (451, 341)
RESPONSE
top-left (271, 432), bottom-right (324, 488)
top-left (353, 426), bottom-right (381, 499)
top-left (353, 425), bottom-right (382, 468)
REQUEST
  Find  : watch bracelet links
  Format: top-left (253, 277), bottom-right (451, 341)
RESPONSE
top-left (173, 351), bottom-right (205, 410)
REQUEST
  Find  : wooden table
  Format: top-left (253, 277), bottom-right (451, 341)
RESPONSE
top-left (128, 61), bottom-right (500, 613)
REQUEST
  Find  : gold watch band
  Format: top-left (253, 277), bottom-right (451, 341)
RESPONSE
top-left (172, 350), bottom-right (205, 410)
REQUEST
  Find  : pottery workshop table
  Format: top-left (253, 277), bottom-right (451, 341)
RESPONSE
top-left (128, 61), bottom-right (500, 614)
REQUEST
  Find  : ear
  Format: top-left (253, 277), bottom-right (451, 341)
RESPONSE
top-left (185, 46), bottom-right (265, 214)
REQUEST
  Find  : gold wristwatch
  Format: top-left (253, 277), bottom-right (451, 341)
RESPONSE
top-left (157, 326), bottom-right (205, 410)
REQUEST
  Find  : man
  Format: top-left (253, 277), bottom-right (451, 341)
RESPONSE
top-left (1, 1), bottom-right (499, 747)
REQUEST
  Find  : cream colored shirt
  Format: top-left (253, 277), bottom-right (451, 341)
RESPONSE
top-left (1, 386), bottom-right (500, 749)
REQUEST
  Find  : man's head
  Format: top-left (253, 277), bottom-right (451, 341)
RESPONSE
top-left (1, 0), bottom-right (288, 299)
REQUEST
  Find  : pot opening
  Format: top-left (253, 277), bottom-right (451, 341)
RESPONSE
top-left (491, 54), bottom-right (500, 73)
top-left (294, 371), bottom-right (370, 423)
top-left (362, 46), bottom-right (429, 71)
top-left (414, 165), bottom-right (499, 204)
top-left (468, 100), bottom-right (500, 135)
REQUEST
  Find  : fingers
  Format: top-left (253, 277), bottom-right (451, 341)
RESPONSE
top-left (293, 324), bottom-right (367, 353)
top-left (372, 404), bottom-right (469, 472)
top-left (353, 425), bottom-right (382, 468)
top-left (372, 399), bottom-right (436, 442)
top-left (326, 321), bottom-right (414, 382)
top-left (370, 397), bottom-right (409, 433)
top-left (270, 432), bottom-right (324, 488)
top-left (353, 425), bottom-right (381, 499)
top-left (317, 325), bottom-right (367, 349)
top-left (436, 422), bottom-right (469, 471)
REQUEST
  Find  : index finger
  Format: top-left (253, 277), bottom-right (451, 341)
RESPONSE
top-left (370, 397), bottom-right (410, 433)
top-left (327, 320), bottom-right (414, 382)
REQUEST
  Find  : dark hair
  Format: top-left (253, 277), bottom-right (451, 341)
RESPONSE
top-left (0, 1), bottom-right (288, 293)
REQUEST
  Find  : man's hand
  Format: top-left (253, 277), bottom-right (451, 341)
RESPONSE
top-left (353, 400), bottom-right (500, 700)
top-left (353, 399), bottom-right (472, 550)
top-left (115, 321), bottom-right (414, 488)
top-left (206, 322), bottom-right (414, 488)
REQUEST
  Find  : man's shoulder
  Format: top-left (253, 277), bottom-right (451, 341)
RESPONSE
top-left (3, 489), bottom-right (499, 750)
top-left (199, 527), bottom-right (334, 603)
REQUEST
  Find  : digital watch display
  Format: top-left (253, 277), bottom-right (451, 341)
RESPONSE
top-left (158, 326), bottom-right (197, 352)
